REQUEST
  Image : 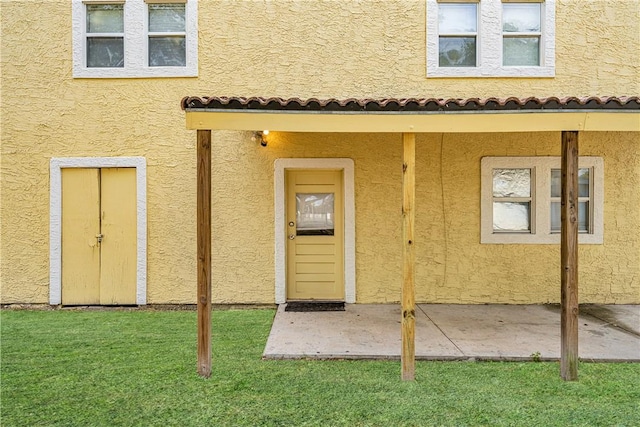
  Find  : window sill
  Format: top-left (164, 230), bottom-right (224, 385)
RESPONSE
top-left (481, 233), bottom-right (603, 245)
top-left (426, 65), bottom-right (555, 78)
top-left (73, 66), bottom-right (198, 78)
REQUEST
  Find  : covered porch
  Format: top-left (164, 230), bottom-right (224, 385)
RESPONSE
top-left (181, 96), bottom-right (640, 381)
top-left (263, 303), bottom-right (640, 362)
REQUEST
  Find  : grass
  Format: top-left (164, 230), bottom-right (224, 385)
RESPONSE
top-left (1, 309), bottom-right (639, 426)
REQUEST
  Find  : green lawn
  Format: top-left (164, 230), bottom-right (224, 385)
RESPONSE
top-left (1, 309), bottom-right (638, 426)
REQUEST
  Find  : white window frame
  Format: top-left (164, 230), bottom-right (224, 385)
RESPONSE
top-left (49, 157), bottom-right (147, 305)
top-left (481, 157), bottom-right (603, 244)
top-left (147, 2), bottom-right (187, 67)
top-left (437, 1), bottom-right (479, 67)
top-left (501, 1), bottom-right (542, 66)
top-left (427, 0), bottom-right (555, 78)
top-left (72, 0), bottom-right (198, 78)
top-left (85, 3), bottom-right (125, 68)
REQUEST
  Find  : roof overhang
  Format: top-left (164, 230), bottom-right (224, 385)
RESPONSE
top-left (182, 97), bottom-right (640, 133)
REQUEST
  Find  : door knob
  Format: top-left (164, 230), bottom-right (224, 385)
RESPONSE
top-left (288, 234), bottom-right (295, 240)
top-left (96, 234), bottom-right (104, 243)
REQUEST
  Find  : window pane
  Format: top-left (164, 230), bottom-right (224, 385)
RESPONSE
top-left (149, 37), bottom-right (186, 66)
top-left (550, 201), bottom-right (560, 232)
top-left (551, 169), bottom-right (561, 197)
top-left (551, 168), bottom-right (590, 197)
top-left (493, 202), bottom-right (530, 232)
top-left (551, 201), bottom-right (589, 233)
top-left (149, 4), bottom-right (186, 32)
top-left (503, 3), bottom-right (541, 32)
top-left (578, 168), bottom-right (590, 197)
top-left (493, 169), bottom-right (531, 197)
top-left (296, 193), bottom-right (334, 236)
top-left (439, 37), bottom-right (476, 67)
top-left (87, 4), bottom-right (124, 33)
top-left (87, 37), bottom-right (124, 67)
top-left (439, 3), bottom-right (477, 33)
top-left (503, 37), bottom-right (540, 66)
top-left (578, 201), bottom-right (589, 232)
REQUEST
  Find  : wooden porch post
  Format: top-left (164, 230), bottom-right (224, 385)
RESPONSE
top-left (197, 129), bottom-right (212, 378)
top-left (561, 130), bottom-right (579, 381)
top-left (402, 133), bottom-right (416, 381)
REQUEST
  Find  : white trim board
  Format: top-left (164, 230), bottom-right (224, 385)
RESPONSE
top-left (274, 158), bottom-right (356, 304)
top-left (50, 157), bottom-right (147, 305)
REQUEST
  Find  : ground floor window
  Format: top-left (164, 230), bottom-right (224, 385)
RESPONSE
top-left (481, 156), bottom-right (603, 244)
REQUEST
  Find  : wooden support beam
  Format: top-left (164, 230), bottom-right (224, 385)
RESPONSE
top-left (401, 133), bottom-right (416, 381)
top-left (560, 130), bottom-right (579, 381)
top-left (197, 129), bottom-right (212, 378)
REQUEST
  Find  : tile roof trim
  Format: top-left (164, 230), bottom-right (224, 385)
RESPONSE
top-left (181, 96), bottom-right (640, 112)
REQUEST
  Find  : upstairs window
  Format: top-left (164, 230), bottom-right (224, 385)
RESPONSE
top-left (148, 3), bottom-right (186, 67)
top-left (73, 0), bottom-right (198, 78)
top-left (438, 2), bottom-right (477, 67)
top-left (86, 4), bottom-right (125, 68)
top-left (427, 0), bottom-right (555, 78)
top-left (502, 2), bottom-right (542, 66)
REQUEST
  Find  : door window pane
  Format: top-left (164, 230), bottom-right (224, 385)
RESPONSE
top-left (296, 193), bottom-right (334, 236)
top-left (503, 37), bottom-right (539, 66)
top-left (87, 4), bottom-right (124, 33)
top-left (87, 37), bottom-right (124, 68)
top-left (149, 37), bottom-right (186, 66)
top-left (493, 169), bottom-right (531, 197)
top-left (493, 202), bottom-right (530, 232)
top-left (149, 4), bottom-right (185, 32)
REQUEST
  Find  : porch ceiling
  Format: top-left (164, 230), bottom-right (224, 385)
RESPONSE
top-left (182, 96), bottom-right (640, 133)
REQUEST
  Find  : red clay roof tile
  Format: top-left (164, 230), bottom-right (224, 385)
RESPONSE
top-left (181, 96), bottom-right (640, 112)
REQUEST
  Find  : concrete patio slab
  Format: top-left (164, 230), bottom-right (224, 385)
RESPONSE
top-left (263, 304), bottom-right (640, 362)
top-left (263, 304), bottom-right (463, 359)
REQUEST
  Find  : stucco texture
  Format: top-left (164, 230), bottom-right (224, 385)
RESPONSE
top-left (1, 1), bottom-right (639, 304)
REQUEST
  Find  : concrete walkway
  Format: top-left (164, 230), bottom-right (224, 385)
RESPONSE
top-left (263, 304), bottom-right (640, 362)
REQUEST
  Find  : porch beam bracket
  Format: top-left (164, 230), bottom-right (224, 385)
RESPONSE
top-left (560, 130), bottom-right (579, 381)
top-left (197, 129), bottom-right (212, 378)
top-left (402, 132), bottom-right (416, 381)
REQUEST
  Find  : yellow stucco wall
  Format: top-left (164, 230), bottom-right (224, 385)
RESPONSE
top-left (1, 1), bottom-right (639, 304)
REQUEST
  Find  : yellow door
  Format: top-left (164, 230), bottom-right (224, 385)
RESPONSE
top-left (61, 169), bottom-right (101, 305)
top-left (61, 168), bottom-right (137, 305)
top-left (286, 170), bottom-right (344, 301)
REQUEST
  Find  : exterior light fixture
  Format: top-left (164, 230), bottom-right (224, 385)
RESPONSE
top-left (252, 130), bottom-right (269, 147)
